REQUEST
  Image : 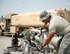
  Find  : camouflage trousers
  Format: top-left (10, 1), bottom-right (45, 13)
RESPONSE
top-left (58, 32), bottom-right (70, 54)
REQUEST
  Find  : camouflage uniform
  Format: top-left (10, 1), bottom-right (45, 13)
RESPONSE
top-left (58, 32), bottom-right (70, 54)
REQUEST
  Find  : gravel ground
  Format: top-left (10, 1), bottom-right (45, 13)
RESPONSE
top-left (0, 36), bottom-right (44, 54)
top-left (0, 36), bottom-right (21, 54)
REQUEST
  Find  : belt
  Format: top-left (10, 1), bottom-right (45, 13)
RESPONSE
top-left (60, 31), bottom-right (70, 37)
top-left (64, 31), bottom-right (70, 35)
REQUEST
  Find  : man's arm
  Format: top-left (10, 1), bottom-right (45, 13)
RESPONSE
top-left (41, 32), bottom-right (55, 48)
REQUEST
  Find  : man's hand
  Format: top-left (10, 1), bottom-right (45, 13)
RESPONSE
top-left (36, 45), bottom-right (43, 51)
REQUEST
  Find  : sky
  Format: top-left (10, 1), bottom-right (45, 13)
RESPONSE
top-left (0, 0), bottom-right (70, 16)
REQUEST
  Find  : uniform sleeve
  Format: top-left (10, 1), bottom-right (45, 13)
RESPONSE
top-left (49, 22), bottom-right (56, 33)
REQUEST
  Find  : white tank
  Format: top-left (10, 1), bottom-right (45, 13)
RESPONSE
top-left (50, 36), bottom-right (62, 48)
